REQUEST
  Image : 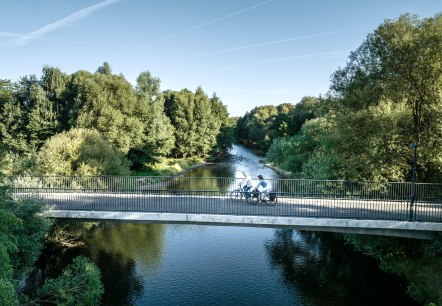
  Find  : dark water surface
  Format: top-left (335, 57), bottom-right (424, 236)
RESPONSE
top-left (28, 145), bottom-right (418, 305)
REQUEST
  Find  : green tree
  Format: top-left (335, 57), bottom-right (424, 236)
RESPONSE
top-left (164, 88), bottom-right (227, 158)
top-left (40, 66), bottom-right (70, 131)
top-left (0, 207), bottom-right (21, 306)
top-left (36, 256), bottom-right (103, 306)
top-left (287, 96), bottom-right (323, 136)
top-left (129, 71), bottom-right (175, 168)
top-left (96, 61), bottom-right (112, 75)
top-left (270, 103), bottom-right (294, 138)
top-left (237, 105), bottom-right (278, 150)
top-left (267, 117), bottom-right (332, 178)
top-left (34, 128), bottom-right (131, 176)
top-left (26, 85), bottom-right (59, 150)
top-left (0, 79), bottom-right (29, 154)
top-left (0, 188), bottom-right (53, 305)
top-left (1, 76), bottom-right (60, 154)
top-left (269, 13), bottom-right (442, 182)
top-left (66, 67), bottom-right (144, 154)
top-left (193, 87), bottom-right (221, 156)
top-left (330, 13), bottom-right (442, 182)
top-left (136, 70), bottom-right (161, 100)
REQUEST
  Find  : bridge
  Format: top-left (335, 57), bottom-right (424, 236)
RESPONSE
top-left (8, 176), bottom-right (442, 239)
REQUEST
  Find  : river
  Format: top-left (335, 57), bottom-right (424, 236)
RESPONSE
top-left (25, 145), bottom-right (418, 305)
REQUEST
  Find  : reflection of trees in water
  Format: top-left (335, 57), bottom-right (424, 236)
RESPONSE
top-left (171, 164), bottom-right (236, 192)
top-left (265, 230), bottom-right (342, 305)
top-left (25, 222), bottom-right (164, 304)
top-left (265, 229), bottom-right (417, 306)
top-left (88, 223), bottom-right (165, 270)
top-left (94, 250), bottom-right (143, 306)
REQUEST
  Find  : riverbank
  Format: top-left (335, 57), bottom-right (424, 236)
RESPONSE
top-left (255, 150), bottom-right (442, 305)
top-left (261, 160), bottom-right (293, 178)
top-left (134, 157), bottom-right (207, 177)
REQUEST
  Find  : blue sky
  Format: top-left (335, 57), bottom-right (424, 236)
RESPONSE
top-left (1, 1), bottom-right (441, 116)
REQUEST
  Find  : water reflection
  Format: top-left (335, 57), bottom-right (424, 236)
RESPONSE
top-left (93, 250), bottom-right (143, 306)
top-left (85, 223), bottom-right (166, 305)
top-left (87, 223), bottom-right (165, 269)
top-left (265, 229), bottom-right (418, 305)
top-left (24, 145), bottom-right (419, 305)
top-left (26, 222), bottom-right (419, 305)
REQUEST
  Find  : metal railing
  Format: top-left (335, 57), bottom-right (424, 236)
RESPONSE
top-left (6, 176), bottom-right (442, 222)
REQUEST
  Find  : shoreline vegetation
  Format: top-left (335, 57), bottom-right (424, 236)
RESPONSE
top-left (262, 160), bottom-right (293, 178)
top-left (1, 12), bottom-right (441, 305)
top-left (134, 158), bottom-right (207, 177)
top-left (256, 153), bottom-right (442, 305)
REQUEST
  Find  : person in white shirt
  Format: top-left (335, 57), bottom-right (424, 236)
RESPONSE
top-left (240, 171), bottom-right (254, 194)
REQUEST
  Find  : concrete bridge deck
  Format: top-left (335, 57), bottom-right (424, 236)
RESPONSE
top-left (9, 176), bottom-right (442, 239)
top-left (18, 191), bottom-right (442, 239)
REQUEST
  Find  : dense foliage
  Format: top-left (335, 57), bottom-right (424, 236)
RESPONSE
top-left (0, 64), bottom-right (233, 176)
top-left (265, 13), bottom-right (442, 183)
top-left (35, 128), bottom-right (131, 176)
top-left (236, 97), bottom-right (322, 151)
top-left (344, 233), bottom-right (442, 305)
top-left (261, 13), bottom-right (442, 305)
top-left (163, 88), bottom-right (232, 158)
top-left (0, 189), bottom-right (104, 305)
top-left (0, 192), bottom-right (53, 306)
top-left (1, 11), bottom-right (440, 305)
top-left (35, 256), bottom-right (103, 306)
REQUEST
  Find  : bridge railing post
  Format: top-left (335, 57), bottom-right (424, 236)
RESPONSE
top-left (408, 143), bottom-right (417, 222)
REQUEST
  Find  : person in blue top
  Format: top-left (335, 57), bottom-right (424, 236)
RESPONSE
top-left (255, 175), bottom-right (271, 198)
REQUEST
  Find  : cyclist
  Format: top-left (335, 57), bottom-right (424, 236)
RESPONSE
top-left (240, 171), bottom-right (254, 196)
top-left (255, 175), bottom-right (271, 199)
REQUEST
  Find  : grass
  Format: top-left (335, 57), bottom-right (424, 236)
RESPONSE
top-left (134, 157), bottom-right (204, 177)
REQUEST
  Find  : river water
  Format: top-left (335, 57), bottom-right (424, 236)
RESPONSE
top-left (27, 145), bottom-right (418, 305)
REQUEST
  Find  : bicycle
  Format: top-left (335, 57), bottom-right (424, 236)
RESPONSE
top-left (229, 184), bottom-right (253, 203)
top-left (249, 188), bottom-right (278, 206)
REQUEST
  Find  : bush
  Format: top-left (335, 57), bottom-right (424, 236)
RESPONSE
top-left (36, 256), bottom-right (104, 306)
top-left (34, 128), bottom-right (131, 176)
top-left (0, 189), bottom-right (52, 305)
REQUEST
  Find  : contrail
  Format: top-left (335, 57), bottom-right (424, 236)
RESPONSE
top-left (252, 50), bottom-right (349, 64)
top-left (108, 0), bottom-right (276, 59)
top-left (3, 0), bottom-right (119, 47)
top-left (210, 30), bottom-right (353, 54)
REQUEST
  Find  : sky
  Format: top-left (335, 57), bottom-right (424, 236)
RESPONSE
top-left (1, 1), bottom-right (441, 117)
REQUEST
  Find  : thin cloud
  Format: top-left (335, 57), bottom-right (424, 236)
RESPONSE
top-left (0, 32), bottom-right (21, 38)
top-left (211, 31), bottom-right (352, 54)
top-left (254, 50), bottom-right (348, 64)
top-left (189, 50), bottom-right (348, 77)
top-left (108, 0), bottom-right (276, 59)
top-left (3, 0), bottom-right (119, 47)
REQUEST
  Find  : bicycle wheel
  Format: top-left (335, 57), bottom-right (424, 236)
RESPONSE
top-left (247, 191), bottom-right (259, 205)
top-left (229, 190), bottom-right (243, 200)
top-left (265, 196), bottom-right (277, 206)
top-left (265, 192), bottom-right (277, 206)
top-left (255, 192), bottom-right (262, 204)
